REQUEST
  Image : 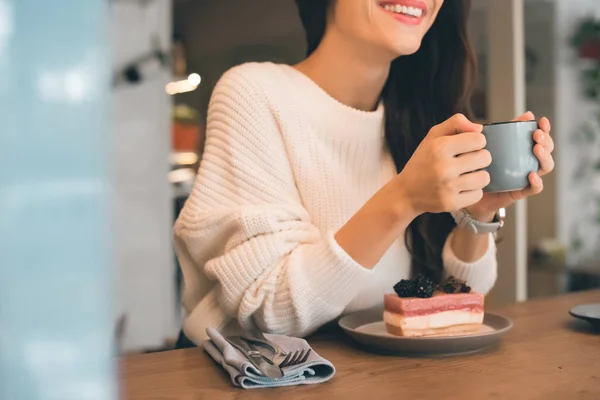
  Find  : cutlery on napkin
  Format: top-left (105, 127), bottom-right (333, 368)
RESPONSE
top-left (225, 335), bottom-right (284, 379)
top-left (203, 327), bottom-right (335, 389)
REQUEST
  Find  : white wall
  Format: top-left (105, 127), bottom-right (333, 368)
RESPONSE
top-left (523, 1), bottom-right (557, 254)
top-left (470, 0), bottom-right (552, 304)
top-left (111, 0), bottom-right (176, 352)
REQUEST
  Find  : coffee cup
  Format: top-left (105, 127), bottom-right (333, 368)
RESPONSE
top-left (482, 120), bottom-right (539, 193)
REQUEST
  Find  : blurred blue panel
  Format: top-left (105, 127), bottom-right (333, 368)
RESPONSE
top-left (0, 1), bottom-right (115, 399)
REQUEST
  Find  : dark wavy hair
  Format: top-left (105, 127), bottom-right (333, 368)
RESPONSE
top-left (295, 0), bottom-right (477, 283)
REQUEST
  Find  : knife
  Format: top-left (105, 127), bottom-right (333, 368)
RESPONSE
top-left (225, 336), bottom-right (284, 380)
top-left (241, 331), bottom-right (288, 367)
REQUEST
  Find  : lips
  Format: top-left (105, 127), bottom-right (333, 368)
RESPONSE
top-left (377, 0), bottom-right (427, 23)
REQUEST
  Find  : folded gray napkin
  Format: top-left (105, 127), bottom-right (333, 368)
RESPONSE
top-left (203, 327), bottom-right (335, 389)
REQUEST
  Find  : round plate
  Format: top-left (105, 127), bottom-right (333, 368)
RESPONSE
top-left (569, 303), bottom-right (600, 328)
top-left (339, 308), bottom-right (513, 357)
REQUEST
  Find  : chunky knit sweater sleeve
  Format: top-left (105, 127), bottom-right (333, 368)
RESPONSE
top-left (174, 66), bottom-right (377, 340)
top-left (174, 64), bottom-right (497, 343)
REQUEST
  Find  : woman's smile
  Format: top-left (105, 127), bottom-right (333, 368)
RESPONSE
top-left (377, 0), bottom-right (427, 26)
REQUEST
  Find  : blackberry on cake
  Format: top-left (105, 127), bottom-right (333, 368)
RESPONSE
top-left (437, 276), bottom-right (472, 294)
top-left (413, 274), bottom-right (434, 298)
top-left (393, 279), bottom-right (416, 298)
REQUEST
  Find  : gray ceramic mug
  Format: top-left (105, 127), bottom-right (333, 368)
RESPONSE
top-left (482, 120), bottom-right (539, 193)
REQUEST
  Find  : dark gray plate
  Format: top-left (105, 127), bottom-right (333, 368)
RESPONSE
top-left (338, 308), bottom-right (513, 357)
top-left (569, 303), bottom-right (600, 328)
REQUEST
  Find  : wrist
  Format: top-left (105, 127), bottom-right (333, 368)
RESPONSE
top-left (452, 206), bottom-right (505, 236)
top-left (390, 186), bottom-right (420, 228)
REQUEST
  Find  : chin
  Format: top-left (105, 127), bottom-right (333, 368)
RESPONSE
top-left (389, 38), bottom-right (423, 57)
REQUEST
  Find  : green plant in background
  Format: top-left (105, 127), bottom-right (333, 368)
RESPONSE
top-left (582, 66), bottom-right (600, 100)
top-left (570, 16), bottom-right (600, 100)
top-left (571, 16), bottom-right (600, 46)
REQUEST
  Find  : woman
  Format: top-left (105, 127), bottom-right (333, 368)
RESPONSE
top-left (174, 0), bottom-right (555, 347)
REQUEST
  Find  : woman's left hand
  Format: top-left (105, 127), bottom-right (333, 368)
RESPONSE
top-left (466, 111), bottom-right (555, 222)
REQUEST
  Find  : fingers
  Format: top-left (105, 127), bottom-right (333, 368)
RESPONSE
top-left (534, 123), bottom-right (554, 153)
top-left (456, 189), bottom-right (484, 209)
top-left (539, 117), bottom-right (551, 134)
top-left (529, 116), bottom-right (554, 177)
top-left (520, 172), bottom-right (544, 198)
top-left (514, 113), bottom-right (554, 153)
top-left (534, 143), bottom-right (555, 176)
top-left (513, 111), bottom-right (535, 122)
top-left (454, 170), bottom-right (491, 192)
top-left (430, 113), bottom-right (483, 138)
top-left (454, 149), bottom-right (492, 174)
top-left (442, 132), bottom-right (487, 156)
top-left (529, 172), bottom-right (544, 195)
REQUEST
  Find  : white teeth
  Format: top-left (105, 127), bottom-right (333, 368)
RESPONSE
top-left (407, 6), bottom-right (423, 17)
top-left (381, 3), bottom-right (423, 18)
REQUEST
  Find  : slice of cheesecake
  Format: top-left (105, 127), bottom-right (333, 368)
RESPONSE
top-left (384, 291), bottom-right (485, 337)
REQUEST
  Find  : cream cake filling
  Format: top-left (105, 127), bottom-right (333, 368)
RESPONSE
top-left (384, 309), bottom-right (484, 330)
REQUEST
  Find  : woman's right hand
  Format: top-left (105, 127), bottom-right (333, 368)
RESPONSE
top-left (395, 113), bottom-right (492, 217)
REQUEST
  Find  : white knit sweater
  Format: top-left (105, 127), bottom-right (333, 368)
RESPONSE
top-left (174, 62), bottom-right (497, 344)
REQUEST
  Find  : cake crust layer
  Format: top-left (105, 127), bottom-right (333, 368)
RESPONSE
top-left (384, 309), bottom-right (484, 330)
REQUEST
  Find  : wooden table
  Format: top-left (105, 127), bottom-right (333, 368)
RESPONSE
top-left (122, 290), bottom-right (600, 399)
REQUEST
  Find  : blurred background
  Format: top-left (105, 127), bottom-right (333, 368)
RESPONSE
top-left (2, 0), bottom-right (600, 382)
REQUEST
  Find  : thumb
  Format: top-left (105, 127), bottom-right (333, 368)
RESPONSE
top-left (430, 113), bottom-right (483, 138)
top-left (513, 111), bottom-right (535, 122)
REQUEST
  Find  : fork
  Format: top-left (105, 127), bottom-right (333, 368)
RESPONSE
top-left (279, 348), bottom-right (312, 368)
top-left (242, 330), bottom-right (312, 368)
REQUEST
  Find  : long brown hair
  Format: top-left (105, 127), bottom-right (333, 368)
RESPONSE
top-left (295, 0), bottom-right (477, 283)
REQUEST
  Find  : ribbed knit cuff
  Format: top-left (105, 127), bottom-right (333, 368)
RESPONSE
top-left (442, 232), bottom-right (497, 294)
top-left (292, 231), bottom-right (375, 309)
top-left (184, 288), bottom-right (230, 345)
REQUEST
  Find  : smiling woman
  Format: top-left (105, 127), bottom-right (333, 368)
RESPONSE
top-left (173, 0), bottom-right (554, 346)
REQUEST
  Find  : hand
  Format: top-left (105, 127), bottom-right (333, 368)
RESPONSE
top-left (467, 111), bottom-right (555, 221)
top-left (395, 113), bottom-right (492, 217)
